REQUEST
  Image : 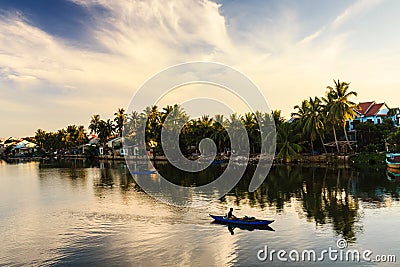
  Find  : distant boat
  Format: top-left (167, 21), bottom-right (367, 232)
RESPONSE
top-left (386, 153), bottom-right (400, 169)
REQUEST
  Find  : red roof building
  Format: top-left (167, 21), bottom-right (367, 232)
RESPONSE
top-left (348, 101), bottom-right (400, 131)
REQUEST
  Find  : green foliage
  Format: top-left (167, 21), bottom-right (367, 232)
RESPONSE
top-left (323, 80), bottom-right (358, 152)
top-left (387, 128), bottom-right (400, 152)
top-left (27, 77), bottom-right (399, 160)
top-left (35, 125), bottom-right (88, 152)
top-left (276, 122), bottom-right (302, 162)
top-left (351, 153), bottom-right (386, 165)
top-left (355, 119), bottom-right (394, 152)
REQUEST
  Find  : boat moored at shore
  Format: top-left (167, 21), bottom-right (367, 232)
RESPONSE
top-left (386, 153), bottom-right (400, 169)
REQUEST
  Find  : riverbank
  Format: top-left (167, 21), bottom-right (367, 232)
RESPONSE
top-left (3, 152), bottom-right (384, 166)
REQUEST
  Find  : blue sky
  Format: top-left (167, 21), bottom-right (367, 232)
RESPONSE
top-left (1, 0), bottom-right (399, 137)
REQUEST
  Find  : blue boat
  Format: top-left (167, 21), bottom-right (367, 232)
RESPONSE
top-left (210, 215), bottom-right (274, 226)
top-left (386, 153), bottom-right (400, 169)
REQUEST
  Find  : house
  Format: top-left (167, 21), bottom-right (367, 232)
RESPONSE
top-left (347, 101), bottom-right (400, 131)
top-left (11, 140), bottom-right (37, 157)
top-left (106, 137), bottom-right (127, 156)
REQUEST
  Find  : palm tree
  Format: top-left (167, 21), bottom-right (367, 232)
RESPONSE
top-left (160, 104), bottom-right (189, 153)
top-left (35, 129), bottom-right (47, 149)
top-left (161, 105), bottom-right (174, 123)
top-left (322, 93), bottom-right (340, 153)
top-left (228, 113), bottom-right (248, 155)
top-left (255, 111), bottom-right (277, 155)
top-left (89, 114), bottom-right (101, 135)
top-left (76, 125), bottom-right (88, 145)
top-left (114, 108), bottom-right (126, 137)
top-left (325, 80), bottom-right (358, 152)
top-left (275, 122), bottom-right (302, 162)
top-left (66, 125), bottom-right (78, 147)
top-left (143, 105), bottom-right (161, 153)
top-left (56, 129), bottom-right (68, 150)
top-left (293, 97), bottom-right (327, 154)
top-left (98, 119), bottom-right (114, 146)
top-left (271, 110), bottom-right (285, 126)
top-left (210, 114), bottom-right (228, 153)
top-left (125, 111), bottom-right (141, 146)
top-left (242, 112), bottom-right (259, 154)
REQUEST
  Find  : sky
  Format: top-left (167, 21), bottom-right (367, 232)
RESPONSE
top-left (1, 0), bottom-right (400, 138)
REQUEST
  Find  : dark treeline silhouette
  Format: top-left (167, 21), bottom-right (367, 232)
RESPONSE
top-left (29, 80), bottom-right (400, 160)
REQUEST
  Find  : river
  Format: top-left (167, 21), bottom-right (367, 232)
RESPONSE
top-left (0, 159), bottom-right (399, 266)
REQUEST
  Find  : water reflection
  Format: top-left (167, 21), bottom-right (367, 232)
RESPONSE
top-left (221, 165), bottom-right (399, 242)
top-left (211, 223), bottom-right (275, 236)
top-left (33, 159), bottom-right (400, 243)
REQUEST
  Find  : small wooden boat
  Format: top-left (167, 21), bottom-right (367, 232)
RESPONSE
top-left (388, 167), bottom-right (400, 175)
top-left (386, 153), bottom-right (400, 169)
top-left (210, 215), bottom-right (274, 226)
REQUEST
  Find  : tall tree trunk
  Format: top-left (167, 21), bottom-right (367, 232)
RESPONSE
top-left (332, 126), bottom-right (340, 153)
top-left (343, 124), bottom-right (352, 152)
top-left (319, 134), bottom-right (327, 154)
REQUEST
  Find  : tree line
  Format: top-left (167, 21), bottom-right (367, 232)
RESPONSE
top-left (33, 80), bottom-right (400, 160)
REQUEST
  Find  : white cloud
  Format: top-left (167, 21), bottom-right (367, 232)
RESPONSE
top-left (332, 0), bottom-right (384, 28)
top-left (0, 0), bottom-right (399, 137)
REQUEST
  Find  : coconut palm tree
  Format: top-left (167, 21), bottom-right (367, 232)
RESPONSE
top-left (275, 122), bottom-right (302, 162)
top-left (76, 125), bottom-right (88, 145)
top-left (160, 104), bottom-right (189, 153)
top-left (98, 119), bottom-right (114, 146)
top-left (293, 97), bottom-right (327, 154)
top-left (254, 111), bottom-right (277, 155)
top-left (210, 114), bottom-right (228, 153)
top-left (325, 80), bottom-right (358, 151)
top-left (127, 111), bottom-right (140, 132)
top-left (114, 108), bottom-right (126, 137)
top-left (142, 105), bottom-right (162, 155)
top-left (242, 112), bottom-right (259, 154)
top-left (35, 129), bottom-right (47, 149)
top-left (322, 92), bottom-right (340, 153)
top-left (89, 114), bottom-right (101, 135)
top-left (271, 110), bottom-right (285, 126)
top-left (228, 113), bottom-right (248, 155)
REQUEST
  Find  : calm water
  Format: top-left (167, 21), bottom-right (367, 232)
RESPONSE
top-left (0, 159), bottom-right (399, 266)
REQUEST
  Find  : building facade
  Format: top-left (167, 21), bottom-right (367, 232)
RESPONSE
top-left (347, 101), bottom-right (400, 131)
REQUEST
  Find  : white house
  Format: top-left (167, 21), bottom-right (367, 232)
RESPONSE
top-left (347, 101), bottom-right (400, 131)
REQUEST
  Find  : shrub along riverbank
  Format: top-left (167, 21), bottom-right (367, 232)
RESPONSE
top-left (349, 152), bottom-right (386, 165)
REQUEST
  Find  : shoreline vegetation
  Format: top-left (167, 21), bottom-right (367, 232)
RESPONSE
top-left (1, 80), bottom-right (399, 166)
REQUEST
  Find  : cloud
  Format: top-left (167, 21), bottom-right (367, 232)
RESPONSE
top-left (0, 0), bottom-right (399, 137)
top-left (332, 0), bottom-right (384, 28)
top-left (297, 28), bottom-right (325, 45)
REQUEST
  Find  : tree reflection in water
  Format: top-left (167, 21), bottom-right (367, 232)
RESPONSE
top-left (37, 159), bottom-right (400, 242)
top-left (224, 165), bottom-right (399, 242)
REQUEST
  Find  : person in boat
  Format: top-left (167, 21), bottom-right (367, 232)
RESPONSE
top-left (227, 208), bottom-right (236, 219)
